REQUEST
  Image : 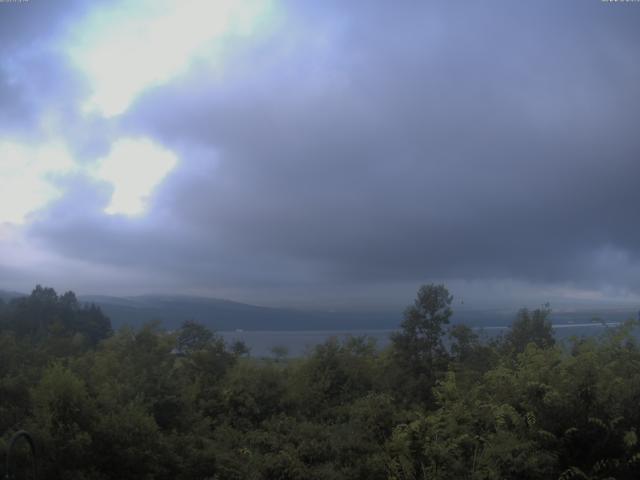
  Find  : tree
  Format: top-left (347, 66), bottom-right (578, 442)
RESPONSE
top-left (448, 324), bottom-right (479, 363)
top-left (448, 324), bottom-right (498, 386)
top-left (270, 345), bottom-right (289, 362)
top-left (1, 286), bottom-right (111, 348)
top-left (76, 303), bottom-right (112, 345)
top-left (176, 320), bottom-right (214, 355)
top-left (30, 364), bottom-right (95, 478)
top-left (390, 284), bottom-right (453, 403)
top-left (505, 304), bottom-right (555, 354)
top-left (59, 291), bottom-right (79, 310)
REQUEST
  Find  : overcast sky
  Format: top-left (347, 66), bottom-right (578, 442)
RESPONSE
top-left (1, 0), bottom-right (639, 311)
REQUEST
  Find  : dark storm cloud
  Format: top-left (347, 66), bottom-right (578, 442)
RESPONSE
top-left (26, 0), bottom-right (640, 300)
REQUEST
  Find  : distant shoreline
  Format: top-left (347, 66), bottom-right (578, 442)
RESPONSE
top-left (219, 322), bottom-right (630, 357)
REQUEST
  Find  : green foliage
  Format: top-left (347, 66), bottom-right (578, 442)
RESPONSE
top-left (390, 284), bottom-right (453, 404)
top-left (176, 320), bottom-right (214, 354)
top-left (1, 285), bottom-right (640, 479)
top-left (0, 285), bottom-right (112, 348)
top-left (30, 363), bottom-right (95, 478)
top-left (504, 304), bottom-right (555, 354)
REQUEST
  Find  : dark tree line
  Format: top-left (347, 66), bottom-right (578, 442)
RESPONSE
top-left (1, 284), bottom-right (639, 479)
top-left (0, 285), bottom-right (112, 346)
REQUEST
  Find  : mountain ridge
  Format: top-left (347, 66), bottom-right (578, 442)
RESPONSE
top-left (1, 289), bottom-right (637, 331)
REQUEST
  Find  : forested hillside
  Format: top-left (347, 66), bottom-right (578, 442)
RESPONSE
top-left (1, 285), bottom-right (640, 479)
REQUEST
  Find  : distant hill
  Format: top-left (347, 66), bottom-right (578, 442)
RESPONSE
top-left (78, 294), bottom-right (402, 331)
top-left (2, 289), bottom-right (637, 332)
top-left (0, 290), bottom-right (401, 331)
top-left (72, 296), bottom-right (640, 332)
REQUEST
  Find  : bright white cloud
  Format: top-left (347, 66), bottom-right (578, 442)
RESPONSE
top-left (93, 138), bottom-right (178, 216)
top-left (0, 142), bottom-right (75, 224)
top-left (68, 0), bottom-right (275, 117)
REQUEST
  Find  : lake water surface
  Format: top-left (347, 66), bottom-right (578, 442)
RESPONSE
top-left (220, 322), bottom-right (625, 357)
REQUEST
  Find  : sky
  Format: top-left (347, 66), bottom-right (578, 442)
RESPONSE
top-left (1, 0), bottom-right (639, 312)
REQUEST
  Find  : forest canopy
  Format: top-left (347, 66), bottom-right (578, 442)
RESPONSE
top-left (1, 284), bottom-right (640, 480)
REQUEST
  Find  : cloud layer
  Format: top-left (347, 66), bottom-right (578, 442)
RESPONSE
top-left (2, 0), bottom-right (640, 309)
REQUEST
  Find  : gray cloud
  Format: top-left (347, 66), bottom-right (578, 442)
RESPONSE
top-left (0, 0), bottom-right (96, 135)
top-left (8, 0), bottom-right (640, 306)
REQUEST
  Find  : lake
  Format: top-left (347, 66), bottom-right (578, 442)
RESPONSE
top-left (220, 322), bottom-right (626, 357)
